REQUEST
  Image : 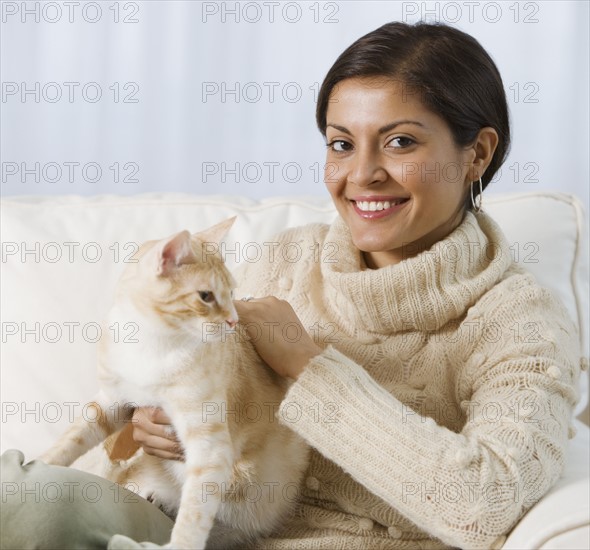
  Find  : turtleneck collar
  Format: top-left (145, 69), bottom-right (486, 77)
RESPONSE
top-left (320, 211), bottom-right (514, 333)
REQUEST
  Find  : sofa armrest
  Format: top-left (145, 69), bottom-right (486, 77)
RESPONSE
top-left (502, 420), bottom-right (590, 549)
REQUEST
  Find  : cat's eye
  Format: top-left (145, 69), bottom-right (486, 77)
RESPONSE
top-left (198, 291), bottom-right (215, 303)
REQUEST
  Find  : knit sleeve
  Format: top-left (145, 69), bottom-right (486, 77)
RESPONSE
top-left (278, 281), bottom-right (582, 549)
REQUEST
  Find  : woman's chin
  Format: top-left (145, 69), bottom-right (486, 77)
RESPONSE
top-left (351, 234), bottom-right (398, 255)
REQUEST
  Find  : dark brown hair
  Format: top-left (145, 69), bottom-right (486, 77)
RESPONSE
top-left (316, 21), bottom-right (510, 208)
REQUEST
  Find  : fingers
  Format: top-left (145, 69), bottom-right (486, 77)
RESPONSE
top-left (132, 407), bottom-right (174, 436)
top-left (131, 407), bottom-right (184, 461)
top-left (233, 295), bottom-right (277, 320)
top-left (232, 296), bottom-right (321, 379)
top-left (139, 435), bottom-right (185, 461)
top-left (148, 407), bottom-right (173, 426)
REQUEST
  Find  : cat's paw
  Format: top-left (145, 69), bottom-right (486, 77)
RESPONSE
top-left (107, 534), bottom-right (164, 549)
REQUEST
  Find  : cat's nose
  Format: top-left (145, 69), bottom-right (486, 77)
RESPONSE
top-left (225, 304), bottom-right (239, 329)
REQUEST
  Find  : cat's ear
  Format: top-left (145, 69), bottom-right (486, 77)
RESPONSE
top-left (157, 230), bottom-right (197, 276)
top-left (194, 216), bottom-right (237, 245)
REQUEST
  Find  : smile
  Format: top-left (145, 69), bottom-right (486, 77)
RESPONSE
top-left (351, 197), bottom-right (410, 218)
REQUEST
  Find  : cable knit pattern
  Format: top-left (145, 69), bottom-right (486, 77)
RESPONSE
top-left (235, 211), bottom-right (581, 550)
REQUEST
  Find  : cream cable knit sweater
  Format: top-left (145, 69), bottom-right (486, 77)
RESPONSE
top-left (235, 211), bottom-right (582, 550)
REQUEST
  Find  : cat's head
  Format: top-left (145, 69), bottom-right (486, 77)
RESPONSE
top-left (117, 217), bottom-right (238, 338)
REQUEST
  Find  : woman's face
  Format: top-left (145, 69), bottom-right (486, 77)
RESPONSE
top-left (324, 77), bottom-right (477, 268)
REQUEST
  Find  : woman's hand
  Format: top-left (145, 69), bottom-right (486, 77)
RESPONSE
top-left (131, 299), bottom-right (320, 458)
top-left (131, 407), bottom-right (184, 461)
top-left (234, 296), bottom-right (322, 379)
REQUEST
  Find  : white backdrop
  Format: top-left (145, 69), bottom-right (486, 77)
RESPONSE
top-left (1, 0), bottom-right (589, 208)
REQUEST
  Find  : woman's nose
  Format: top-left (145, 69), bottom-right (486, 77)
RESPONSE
top-left (347, 149), bottom-right (387, 187)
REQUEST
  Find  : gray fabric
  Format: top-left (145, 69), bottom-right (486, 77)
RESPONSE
top-left (0, 450), bottom-right (173, 550)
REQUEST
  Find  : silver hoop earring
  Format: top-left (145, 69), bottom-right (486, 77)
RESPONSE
top-left (470, 177), bottom-right (483, 212)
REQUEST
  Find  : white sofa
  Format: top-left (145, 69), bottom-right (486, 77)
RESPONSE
top-left (1, 192), bottom-right (588, 549)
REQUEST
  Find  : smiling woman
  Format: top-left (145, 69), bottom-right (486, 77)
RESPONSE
top-left (322, 77), bottom-right (498, 268)
top-left (316, 22), bottom-right (509, 269)
top-left (126, 21), bottom-right (581, 550)
top-left (0, 20), bottom-right (583, 550)
top-left (229, 22), bottom-right (581, 549)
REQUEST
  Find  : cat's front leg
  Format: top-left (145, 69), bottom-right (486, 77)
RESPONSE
top-left (169, 422), bottom-right (233, 550)
top-left (40, 392), bottom-right (133, 466)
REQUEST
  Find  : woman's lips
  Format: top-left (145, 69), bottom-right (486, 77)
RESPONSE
top-left (351, 198), bottom-right (410, 219)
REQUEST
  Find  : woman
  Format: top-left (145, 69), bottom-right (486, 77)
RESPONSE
top-left (129, 20), bottom-right (581, 549)
top-left (2, 21), bottom-right (581, 550)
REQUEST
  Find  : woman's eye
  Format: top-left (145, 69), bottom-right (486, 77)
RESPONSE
top-left (389, 136), bottom-right (415, 148)
top-left (198, 291), bottom-right (215, 303)
top-left (327, 140), bottom-right (352, 153)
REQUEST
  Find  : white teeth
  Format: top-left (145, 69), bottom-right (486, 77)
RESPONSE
top-left (355, 200), bottom-right (403, 212)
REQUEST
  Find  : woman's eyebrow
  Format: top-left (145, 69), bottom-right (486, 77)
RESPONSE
top-left (378, 120), bottom-right (426, 133)
top-left (326, 120), bottom-right (426, 135)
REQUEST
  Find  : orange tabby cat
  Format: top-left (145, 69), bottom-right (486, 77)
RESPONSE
top-left (40, 218), bottom-right (310, 549)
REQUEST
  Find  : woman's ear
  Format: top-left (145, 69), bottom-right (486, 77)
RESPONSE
top-left (468, 127), bottom-right (499, 181)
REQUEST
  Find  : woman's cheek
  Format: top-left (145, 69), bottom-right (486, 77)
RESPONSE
top-left (324, 160), bottom-right (343, 187)
top-left (324, 162), bottom-right (345, 190)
